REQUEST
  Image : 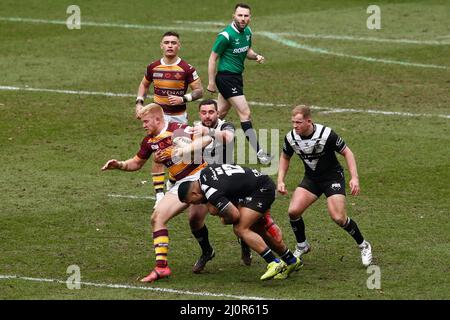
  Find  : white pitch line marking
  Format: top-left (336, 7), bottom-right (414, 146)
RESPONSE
top-left (0, 274), bottom-right (272, 300)
top-left (260, 32), bottom-right (448, 70)
top-left (1, 85), bottom-right (449, 119)
top-left (275, 32), bottom-right (450, 45)
top-left (2, 16), bottom-right (448, 46)
top-left (0, 85), bottom-right (134, 97)
top-left (1, 16), bottom-right (449, 69)
top-left (0, 17), bottom-right (218, 33)
top-left (174, 20), bottom-right (226, 26)
top-left (107, 194), bottom-right (156, 200)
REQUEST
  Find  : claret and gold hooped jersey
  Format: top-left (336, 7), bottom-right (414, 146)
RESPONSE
top-left (144, 58), bottom-right (200, 115)
top-left (135, 122), bottom-right (206, 181)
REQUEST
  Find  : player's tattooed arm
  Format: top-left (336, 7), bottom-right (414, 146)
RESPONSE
top-left (218, 202), bottom-right (240, 225)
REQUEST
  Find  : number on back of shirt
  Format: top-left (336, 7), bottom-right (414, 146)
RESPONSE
top-left (214, 164), bottom-right (245, 176)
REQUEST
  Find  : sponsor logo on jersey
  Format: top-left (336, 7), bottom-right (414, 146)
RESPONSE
top-left (233, 45), bottom-right (249, 54)
top-left (246, 35), bottom-right (250, 41)
top-left (174, 73), bottom-right (182, 79)
top-left (192, 70), bottom-right (199, 80)
top-left (153, 72), bottom-right (163, 78)
top-left (158, 89), bottom-right (184, 96)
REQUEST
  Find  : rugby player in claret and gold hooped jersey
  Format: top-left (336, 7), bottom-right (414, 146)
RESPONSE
top-left (101, 103), bottom-right (212, 283)
top-left (135, 31), bottom-right (204, 209)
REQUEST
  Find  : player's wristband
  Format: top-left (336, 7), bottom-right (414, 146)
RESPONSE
top-left (136, 96), bottom-right (144, 105)
top-left (183, 93), bottom-right (193, 102)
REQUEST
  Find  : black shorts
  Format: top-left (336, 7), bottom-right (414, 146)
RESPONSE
top-left (216, 72), bottom-right (244, 99)
top-left (299, 170), bottom-right (346, 198)
top-left (235, 178), bottom-right (276, 214)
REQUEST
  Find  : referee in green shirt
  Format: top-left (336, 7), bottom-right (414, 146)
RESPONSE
top-left (207, 3), bottom-right (273, 165)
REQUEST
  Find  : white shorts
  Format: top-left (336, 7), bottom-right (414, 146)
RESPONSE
top-left (164, 112), bottom-right (188, 125)
top-left (167, 170), bottom-right (201, 195)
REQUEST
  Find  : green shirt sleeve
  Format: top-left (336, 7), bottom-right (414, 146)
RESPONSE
top-left (212, 33), bottom-right (229, 56)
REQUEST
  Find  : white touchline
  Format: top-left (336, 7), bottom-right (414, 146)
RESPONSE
top-left (0, 85), bottom-right (134, 97)
top-left (107, 194), bottom-right (156, 200)
top-left (174, 20), bottom-right (226, 26)
top-left (0, 17), bottom-right (218, 33)
top-left (260, 32), bottom-right (448, 70)
top-left (1, 85), bottom-right (449, 119)
top-left (0, 274), bottom-right (273, 300)
top-left (273, 32), bottom-right (450, 45)
top-left (1, 17), bottom-right (449, 69)
top-left (2, 16), bottom-right (448, 46)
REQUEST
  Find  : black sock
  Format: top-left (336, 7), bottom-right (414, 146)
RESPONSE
top-left (240, 120), bottom-right (261, 153)
top-left (192, 225), bottom-right (213, 254)
top-left (280, 249), bottom-right (297, 265)
top-left (342, 217), bottom-right (364, 245)
top-left (260, 247), bottom-right (277, 264)
top-left (290, 217), bottom-right (306, 243)
top-left (238, 238), bottom-right (250, 251)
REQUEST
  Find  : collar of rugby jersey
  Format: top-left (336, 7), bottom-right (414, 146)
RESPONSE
top-left (231, 22), bottom-right (242, 33)
top-left (160, 57), bottom-right (181, 66)
top-left (153, 120), bottom-right (169, 138)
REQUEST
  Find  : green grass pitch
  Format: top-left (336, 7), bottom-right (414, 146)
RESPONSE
top-left (0, 0), bottom-right (449, 300)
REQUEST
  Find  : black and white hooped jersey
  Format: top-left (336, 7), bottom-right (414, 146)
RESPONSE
top-left (283, 123), bottom-right (347, 178)
top-left (203, 119), bottom-right (235, 165)
top-left (199, 164), bottom-right (270, 213)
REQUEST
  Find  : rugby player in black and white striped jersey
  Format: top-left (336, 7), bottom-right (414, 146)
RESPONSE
top-left (277, 105), bottom-right (373, 267)
top-left (187, 99), bottom-right (284, 273)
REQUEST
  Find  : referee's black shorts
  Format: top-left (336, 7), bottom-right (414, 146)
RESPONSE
top-left (215, 71), bottom-right (244, 99)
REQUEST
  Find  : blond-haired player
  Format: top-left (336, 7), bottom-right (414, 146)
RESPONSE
top-left (102, 104), bottom-right (212, 283)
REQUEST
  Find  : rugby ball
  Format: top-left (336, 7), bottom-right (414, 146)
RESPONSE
top-left (172, 136), bottom-right (192, 148)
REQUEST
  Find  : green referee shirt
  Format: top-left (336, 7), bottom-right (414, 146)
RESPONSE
top-left (212, 23), bottom-right (252, 74)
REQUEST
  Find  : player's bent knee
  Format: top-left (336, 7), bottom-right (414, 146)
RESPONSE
top-left (189, 218), bottom-right (204, 231)
top-left (287, 208), bottom-right (304, 220)
top-left (233, 225), bottom-right (245, 238)
top-left (150, 209), bottom-right (166, 228)
top-left (150, 212), bottom-right (158, 228)
top-left (331, 215), bottom-right (347, 227)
